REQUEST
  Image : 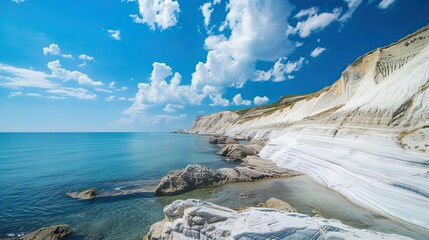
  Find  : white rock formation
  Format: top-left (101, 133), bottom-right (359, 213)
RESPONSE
top-left (187, 25), bottom-right (429, 229)
top-left (146, 199), bottom-right (411, 240)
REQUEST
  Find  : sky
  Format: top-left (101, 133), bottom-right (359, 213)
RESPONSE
top-left (0, 0), bottom-right (428, 132)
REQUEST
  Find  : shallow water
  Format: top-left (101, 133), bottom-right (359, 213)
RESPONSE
top-left (1, 133), bottom-right (428, 239)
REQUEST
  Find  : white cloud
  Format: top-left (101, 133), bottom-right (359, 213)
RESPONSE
top-left (79, 54), bottom-right (94, 61)
top-left (47, 88), bottom-right (97, 100)
top-left (43, 44), bottom-right (73, 59)
top-left (378, 0), bottom-right (396, 9)
top-left (295, 41), bottom-right (304, 47)
top-left (109, 81), bottom-right (116, 88)
top-left (12, 0), bottom-right (26, 3)
top-left (0, 63), bottom-right (58, 89)
top-left (191, 0), bottom-right (295, 105)
top-left (294, 7), bottom-right (318, 18)
top-left (105, 95), bottom-right (116, 102)
top-left (340, 0), bottom-right (363, 22)
top-left (291, 7), bottom-right (341, 38)
top-left (130, 0), bottom-right (180, 30)
top-left (209, 94), bottom-right (230, 106)
top-left (253, 96), bottom-right (269, 105)
top-left (125, 62), bottom-right (204, 115)
top-left (107, 29), bottom-right (121, 40)
top-left (232, 93), bottom-right (251, 106)
top-left (201, 3), bottom-right (213, 28)
top-left (8, 91), bottom-right (23, 98)
top-left (47, 60), bottom-right (103, 86)
top-left (78, 62), bottom-right (87, 67)
top-left (26, 93), bottom-right (42, 97)
top-left (163, 103), bottom-right (184, 112)
top-left (255, 57), bottom-right (305, 82)
top-left (310, 47), bottom-right (326, 58)
top-left (0, 63), bottom-right (103, 101)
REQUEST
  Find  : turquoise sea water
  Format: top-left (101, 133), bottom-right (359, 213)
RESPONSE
top-left (1, 133), bottom-right (428, 239)
top-left (0, 133), bottom-right (235, 239)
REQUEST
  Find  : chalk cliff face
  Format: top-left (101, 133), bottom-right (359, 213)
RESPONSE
top-left (188, 25), bottom-right (429, 228)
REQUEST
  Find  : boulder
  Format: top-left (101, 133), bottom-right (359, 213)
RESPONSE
top-left (66, 188), bottom-right (97, 200)
top-left (154, 159), bottom-right (300, 196)
top-left (258, 197), bottom-right (296, 212)
top-left (209, 136), bottom-right (239, 145)
top-left (155, 165), bottom-right (228, 196)
top-left (21, 225), bottom-right (73, 240)
top-left (217, 144), bottom-right (259, 161)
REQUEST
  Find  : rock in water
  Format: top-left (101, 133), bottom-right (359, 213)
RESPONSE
top-left (258, 197), bottom-right (296, 212)
top-left (66, 188), bottom-right (97, 200)
top-left (20, 225), bottom-right (73, 240)
top-left (155, 159), bottom-right (300, 196)
top-left (155, 165), bottom-right (228, 196)
top-left (146, 199), bottom-right (411, 240)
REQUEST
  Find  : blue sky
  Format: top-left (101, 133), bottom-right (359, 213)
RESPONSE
top-left (0, 0), bottom-right (428, 132)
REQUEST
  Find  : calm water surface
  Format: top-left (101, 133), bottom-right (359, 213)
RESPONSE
top-left (0, 133), bottom-right (427, 239)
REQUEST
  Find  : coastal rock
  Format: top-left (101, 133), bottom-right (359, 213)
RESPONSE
top-left (66, 188), bottom-right (97, 200)
top-left (20, 225), bottom-right (73, 240)
top-left (257, 197), bottom-right (296, 212)
top-left (155, 157), bottom-right (300, 196)
top-left (145, 199), bottom-right (411, 240)
top-left (155, 165), bottom-right (228, 196)
top-left (208, 136), bottom-right (239, 145)
top-left (217, 144), bottom-right (259, 161)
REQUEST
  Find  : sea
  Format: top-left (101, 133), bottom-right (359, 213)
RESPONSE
top-left (0, 133), bottom-right (428, 239)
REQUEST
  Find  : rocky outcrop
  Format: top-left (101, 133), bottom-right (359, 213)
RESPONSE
top-left (20, 225), bottom-right (73, 240)
top-left (145, 199), bottom-right (411, 240)
top-left (257, 197), bottom-right (296, 212)
top-left (217, 144), bottom-right (259, 161)
top-left (155, 165), bottom-right (229, 196)
top-left (66, 188), bottom-right (97, 200)
top-left (208, 136), bottom-right (239, 145)
top-left (155, 157), bottom-right (300, 196)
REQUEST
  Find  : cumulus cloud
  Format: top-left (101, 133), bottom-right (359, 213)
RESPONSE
top-left (79, 54), bottom-right (94, 61)
top-left (232, 93), bottom-right (251, 106)
top-left (191, 0), bottom-right (295, 104)
top-left (291, 7), bottom-right (341, 38)
top-left (378, 0), bottom-right (396, 9)
top-left (107, 29), bottom-right (121, 40)
top-left (310, 47), bottom-right (326, 58)
top-left (130, 0), bottom-right (180, 30)
top-left (43, 44), bottom-right (73, 59)
top-left (47, 60), bottom-right (103, 86)
top-left (163, 103), bottom-right (184, 112)
top-left (253, 96), bottom-right (269, 105)
top-left (125, 62), bottom-right (204, 115)
top-left (255, 57), bottom-right (305, 82)
top-left (201, 3), bottom-right (213, 29)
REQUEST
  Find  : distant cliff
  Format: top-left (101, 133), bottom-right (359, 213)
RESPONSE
top-left (189, 25), bottom-right (429, 141)
top-left (188, 25), bottom-right (429, 229)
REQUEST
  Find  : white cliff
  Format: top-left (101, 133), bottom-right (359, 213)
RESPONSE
top-left (146, 199), bottom-right (411, 240)
top-left (187, 25), bottom-right (429, 229)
